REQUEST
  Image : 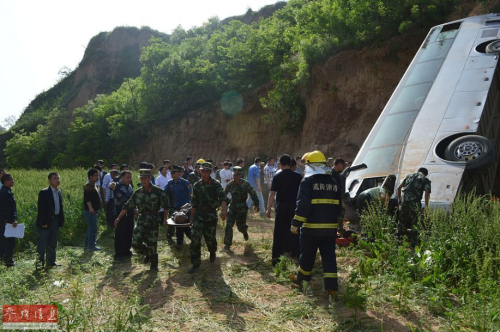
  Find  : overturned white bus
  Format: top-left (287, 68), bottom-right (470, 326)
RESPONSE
top-left (346, 13), bottom-right (500, 212)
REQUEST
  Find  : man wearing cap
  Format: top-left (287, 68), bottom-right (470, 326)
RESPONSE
top-left (188, 159), bottom-right (204, 186)
top-left (223, 166), bottom-right (259, 251)
top-left (114, 169), bottom-right (170, 271)
top-left (189, 162), bottom-right (228, 273)
top-left (164, 165), bottom-right (193, 245)
top-left (289, 151), bottom-right (341, 299)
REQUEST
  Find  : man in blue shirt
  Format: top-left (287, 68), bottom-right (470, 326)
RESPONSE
top-left (164, 166), bottom-right (193, 245)
top-left (246, 157), bottom-right (265, 215)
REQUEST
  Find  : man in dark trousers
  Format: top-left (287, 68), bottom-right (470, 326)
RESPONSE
top-left (84, 168), bottom-right (102, 251)
top-left (189, 162), bottom-right (228, 273)
top-left (110, 170), bottom-right (135, 260)
top-left (115, 169), bottom-right (170, 271)
top-left (0, 173), bottom-right (17, 267)
top-left (164, 166), bottom-right (193, 246)
top-left (36, 172), bottom-right (65, 268)
top-left (289, 151), bottom-right (341, 299)
top-left (266, 154), bottom-right (302, 266)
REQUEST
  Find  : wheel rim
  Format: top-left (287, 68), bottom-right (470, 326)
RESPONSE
top-left (454, 141), bottom-right (483, 161)
top-left (493, 42), bottom-right (500, 51)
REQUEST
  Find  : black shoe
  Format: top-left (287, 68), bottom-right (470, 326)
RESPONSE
top-left (143, 255), bottom-right (150, 264)
top-left (210, 252), bottom-right (216, 263)
top-left (243, 232), bottom-right (249, 241)
top-left (223, 245), bottom-right (232, 252)
top-left (49, 263), bottom-right (61, 267)
top-left (188, 265), bottom-right (199, 274)
top-left (150, 254), bottom-right (159, 271)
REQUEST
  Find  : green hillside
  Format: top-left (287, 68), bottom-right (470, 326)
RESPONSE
top-left (2, 0), bottom-right (487, 168)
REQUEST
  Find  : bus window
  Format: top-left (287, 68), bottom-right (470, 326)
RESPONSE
top-left (406, 59), bottom-right (444, 86)
top-left (419, 39), bottom-right (454, 62)
top-left (389, 83), bottom-right (432, 114)
top-left (371, 111), bottom-right (419, 148)
top-left (437, 22), bottom-right (461, 40)
top-left (355, 146), bottom-right (400, 176)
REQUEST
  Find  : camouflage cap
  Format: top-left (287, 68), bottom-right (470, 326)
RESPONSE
top-left (232, 166), bottom-right (243, 175)
top-left (170, 165), bottom-right (183, 172)
top-left (200, 162), bottom-right (212, 171)
top-left (138, 169), bottom-right (152, 178)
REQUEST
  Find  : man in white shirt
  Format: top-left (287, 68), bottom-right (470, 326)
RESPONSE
top-left (219, 162), bottom-right (233, 189)
top-left (102, 164), bottom-right (118, 200)
top-left (263, 157), bottom-right (276, 207)
top-left (156, 166), bottom-right (170, 190)
top-left (159, 160), bottom-right (172, 181)
top-left (264, 157), bottom-right (276, 189)
top-left (156, 166), bottom-right (171, 230)
top-left (104, 169), bottom-right (119, 228)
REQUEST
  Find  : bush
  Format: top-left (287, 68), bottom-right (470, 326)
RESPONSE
top-left (355, 194), bottom-right (500, 329)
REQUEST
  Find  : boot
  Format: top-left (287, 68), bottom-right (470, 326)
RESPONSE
top-left (327, 290), bottom-right (337, 300)
top-left (210, 251), bottom-right (216, 263)
top-left (289, 274), bottom-right (302, 288)
top-left (188, 265), bottom-right (199, 274)
top-left (223, 245), bottom-right (232, 252)
top-left (150, 254), bottom-right (158, 271)
top-left (243, 232), bottom-right (249, 241)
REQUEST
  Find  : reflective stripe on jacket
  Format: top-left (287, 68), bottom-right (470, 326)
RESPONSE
top-left (292, 174), bottom-right (341, 237)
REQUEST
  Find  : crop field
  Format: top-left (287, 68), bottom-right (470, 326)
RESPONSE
top-left (0, 169), bottom-right (499, 331)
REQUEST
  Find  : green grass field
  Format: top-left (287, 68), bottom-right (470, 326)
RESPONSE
top-left (1, 169), bottom-right (499, 331)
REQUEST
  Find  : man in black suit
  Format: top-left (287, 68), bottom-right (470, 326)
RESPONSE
top-left (0, 173), bottom-right (17, 267)
top-left (36, 172), bottom-right (65, 267)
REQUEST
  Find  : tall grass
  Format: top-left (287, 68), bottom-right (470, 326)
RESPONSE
top-left (358, 194), bottom-right (500, 331)
top-left (3, 168), bottom-right (499, 330)
top-left (9, 168), bottom-right (103, 248)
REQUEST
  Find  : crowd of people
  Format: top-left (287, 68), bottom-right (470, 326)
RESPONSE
top-left (0, 152), bottom-right (431, 299)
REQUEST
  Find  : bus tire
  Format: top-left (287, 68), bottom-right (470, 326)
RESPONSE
top-left (444, 135), bottom-right (495, 170)
top-left (486, 40), bottom-right (500, 54)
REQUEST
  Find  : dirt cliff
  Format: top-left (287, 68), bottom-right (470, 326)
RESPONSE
top-left (68, 27), bottom-right (164, 112)
top-left (131, 35), bottom-right (421, 165)
top-left (132, 1), bottom-right (493, 166)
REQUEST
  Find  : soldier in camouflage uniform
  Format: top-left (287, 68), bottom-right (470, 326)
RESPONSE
top-left (397, 167), bottom-right (431, 247)
top-left (115, 169), bottom-right (170, 270)
top-left (189, 162), bottom-right (228, 273)
top-left (188, 159), bottom-right (204, 186)
top-left (223, 166), bottom-right (259, 251)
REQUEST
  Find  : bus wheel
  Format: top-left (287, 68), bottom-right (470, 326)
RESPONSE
top-left (486, 40), bottom-right (500, 54)
top-left (444, 135), bottom-right (495, 170)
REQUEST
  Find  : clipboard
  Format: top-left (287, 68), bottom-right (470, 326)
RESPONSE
top-left (4, 223), bottom-right (25, 238)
